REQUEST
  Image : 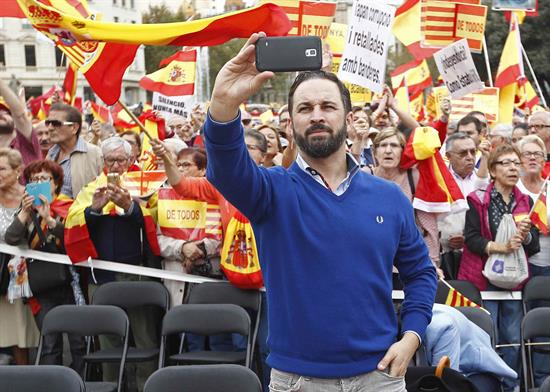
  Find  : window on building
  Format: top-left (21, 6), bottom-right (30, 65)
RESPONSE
top-left (25, 45), bottom-right (36, 67)
top-left (114, 16), bottom-right (119, 23)
top-left (112, 0), bottom-right (116, 5)
top-left (25, 86), bottom-right (43, 101)
top-left (21, 19), bottom-right (32, 29)
top-left (131, 0), bottom-right (135, 8)
top-left (0, 45), bottom-right (5, 69)
top-left (122, 0), bottom-right (126, 7)
top-left (55, 47), bottom-right (66, 67)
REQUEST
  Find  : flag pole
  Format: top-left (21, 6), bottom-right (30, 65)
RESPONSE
top-left (482, 36), bottom-right (493, 87)
top-left (521, 44), bottom-right (547, 107)
top-left (117, 100), bottom-right (176, 166)
top-left (528, 173), bottom-right (550, 218)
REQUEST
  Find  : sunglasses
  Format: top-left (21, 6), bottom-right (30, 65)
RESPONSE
top-left (45, 120), bottom-right (76, 128)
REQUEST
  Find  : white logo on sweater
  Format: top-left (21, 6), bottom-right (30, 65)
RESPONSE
top-left (376, 216), bottom-right (384, 224)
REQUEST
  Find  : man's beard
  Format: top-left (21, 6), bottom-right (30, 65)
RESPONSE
top-left (294, 122), bottom-right (347, 159)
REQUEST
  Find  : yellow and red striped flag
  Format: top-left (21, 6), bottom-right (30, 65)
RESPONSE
top-left (62, 62), bottom-right (78, 105)
top-left (298, 1), bottom-right (336, 39)
top-left (421, 0), bottom-right (457, 48)
top-left (390, 59), bottom-right (432, 97)
top-left (261, 0), bottom-right (300, 36)
top-left (89, 101), bottom-right (111, 124)
top-left (140, 50), bottom-right (196, 97)
top-left (530, 182), bottom-right (548, 235)
top-left (393, 0), bottom-right (438, 60)
top-left (400, 126), bottom-right (466, 213)
top-left (123, 171), bottom-right (167, 199)
top-left (444, 283), bottom-right (484, 310)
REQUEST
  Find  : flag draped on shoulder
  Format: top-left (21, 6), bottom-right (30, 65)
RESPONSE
top-left (16, 0), bottom-right (291, 46)
top-left (392, 0), bottom-right (438, 60)
top-left (400, 127), bottom-right (466, 213)
top-left (140, 50), bottom-right (197, 97)
top-left (64, 173), bottom-right (160, 263)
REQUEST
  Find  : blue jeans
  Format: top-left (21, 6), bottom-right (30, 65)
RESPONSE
top-left (528, 264), bottom-right (550, 387)
top-left (485, 284), bottom-right (522, 392)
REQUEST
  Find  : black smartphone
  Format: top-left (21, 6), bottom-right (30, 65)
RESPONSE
top-left (255, 36), bottom-right (322, 73)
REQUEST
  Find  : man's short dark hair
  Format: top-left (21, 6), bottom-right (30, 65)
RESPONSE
top-left (288, 71), bottom-right (352, 117)
top-left (457, 115), bottom-right (482, 134)
top-left (244, 130), bottom-right (267, 153)
top-left (49, 103), bottom-right (83, 137)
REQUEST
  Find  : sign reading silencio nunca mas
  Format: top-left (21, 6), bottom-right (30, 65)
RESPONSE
top-left (152, 92), bottom-right (196, 119)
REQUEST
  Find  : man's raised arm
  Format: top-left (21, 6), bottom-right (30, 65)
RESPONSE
top-left (0, 78), bottom-right (32, 140)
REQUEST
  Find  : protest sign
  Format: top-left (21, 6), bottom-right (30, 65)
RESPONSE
top-left (338, 0), bottom-right (395, 94)
top-left (454, 4), bottom-right (488, 52)
top-left (298, 1), bottom-right (337, 39)
top-left (434, 39), bottom-right (484, 100)
top-left (152, 92), bottom-right (195, 119)
top-left (325, 22), bottom-right (347, 55)
top-left (435, 86), bottom-right (500, 123)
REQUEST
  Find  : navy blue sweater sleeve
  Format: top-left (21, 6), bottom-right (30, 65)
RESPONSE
top-left (203, 113), bottom-right (273, 223)
top-left (393, 188), bottom-right (437, 340)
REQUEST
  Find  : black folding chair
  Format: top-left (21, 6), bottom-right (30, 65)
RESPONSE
top-left (159, 304), bottom-right (252, 368)
top-left (91, 281), bottom-right (170, 366)
top-left (521, 308), bottom-right (550, 392)
top-left (0, 365), bottom-right (85, 392)
top-left (522, 276), bottom-right (550, 313)
top-left (187, 282), bottom-right (262, 363)
top-left (35, 305), bottom-right (129, 392)
top-left (456, 306), bottom-right (496, 347)
top-left (144, 364), bottom-right (262, 392)
top-left (435, 280), bottom-right (483, 307)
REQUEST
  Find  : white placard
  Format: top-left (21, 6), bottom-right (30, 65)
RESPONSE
top-left (152, 92), bottom-right (196, 119)
top-left (434, 39), bottom-right (484, 100)
top-left (337, 0), bottom-right (395, 94)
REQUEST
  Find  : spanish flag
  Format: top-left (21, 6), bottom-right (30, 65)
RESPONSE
top-left (140, 50), bottom-right (196, 97)
top-left (62, 62), bottom-right (78, 106)
top-left (28, 86), bottom-right (56, 119)
top-left (64, 173), bottom-right (160, 263)
top-left (393, 78), bottom-right (410, 115)
top-left (16, 0), bottom-right (291, 46)
top-left (392, 0), bottom-right (438, 61)
top-left (90, 101), bottom-right (111, 124)
top-left (400, 127), bottom-right (466, 213)
top-left (138, 111), bottom-right (167, 171)
top-left (530, 182), bottom-right (548, 235)
top-left (390, 59), bottom-right (432, 98)
top-left (515, 79), bottom-right (539, 110)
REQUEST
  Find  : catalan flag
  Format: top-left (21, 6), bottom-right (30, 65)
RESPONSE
top-left (62, 62), bottom-right (78, 105)
top-left (89, 101), bottom-right (111, 124)
top-left (390, 59), bottom-right (432, 97)
top-left (400, 126), bottom-right (466, 213)
top-left (392, 0), bottom-right (438, 60)
top-left (140, 50), bottom-right (196, 97)
top-left (530, 182), bottom-right (548, 235)
top-left (262, 0), bottom-right (300, 36)
top-left (298, 0), bottom-right (336, 39)
top-left (443, 282), bottom-right (486, 311)
top-left (64, 173), bottom-right (160, 263)
top-left (421, 0), bottom-right (456, 48)
top-left (123, 171), bottom-right (167, 199)
top-left (16, 0), bottom-right (290, 46)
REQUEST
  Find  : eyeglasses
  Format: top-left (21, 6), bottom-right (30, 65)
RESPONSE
top-left (495, 159), bottom-right (521, 167)
top-left (528, 124), bottom-right (550, 131)
top-left (104, 157), bottom-right (128, 166)
top-left (45, 119), bottom-right (76, 128)
top-left (29, 175), bottom-right (52, 183)
top-left (449, 148), bottom-right (476, 158)
top-left (521, 151), bottom-right (545, 159)
top-left (176, 161), bottom-right (196, 169)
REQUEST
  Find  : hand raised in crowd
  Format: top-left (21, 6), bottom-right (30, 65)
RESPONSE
top-left (35, 195), bottom-right (56, 229)
top-left (17, 193), bottom-right (35, 224)
top-left (377, 332), bottom-right (419, 377)
top-left (478, 139), bottom-right (491, 158)
top-left (106, 183), bottom-right (132, 212)
top-left (383, 84), bottom-right (396, 109)
top-left (209, 32), bottom-right (274, 123)
top-left (150, 138), bottom-right (168, 159)
top-left (91, 186), bottom-right (110, 212)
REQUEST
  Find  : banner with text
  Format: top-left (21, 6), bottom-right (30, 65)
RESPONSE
top-left (152, 92), bottom-right (196, 119)
top-left (337, 0), bottom-right (395, 94)
top-left (299, 1), bottom-right (337, 39)
top-left (434, 39), bottom-right (484, 100)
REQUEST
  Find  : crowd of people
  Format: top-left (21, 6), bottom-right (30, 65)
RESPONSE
top-left (0, 34), bottom-right (549, 392)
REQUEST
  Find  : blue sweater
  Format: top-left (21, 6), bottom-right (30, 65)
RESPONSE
top-left (205, 114), bottom-right (437, 378)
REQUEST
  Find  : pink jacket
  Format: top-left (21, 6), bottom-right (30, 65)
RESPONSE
top-left (458, 182), bottom-right (531, 291)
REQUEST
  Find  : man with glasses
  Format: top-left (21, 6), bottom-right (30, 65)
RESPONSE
top-left (528, 111), bottom-right (550, 177)
top-left (439, 133), bottom-right (490, 275)
top-left (45, 103), bottom-right (102, 198)
top-left (0, 78), bottom-right (41, 165)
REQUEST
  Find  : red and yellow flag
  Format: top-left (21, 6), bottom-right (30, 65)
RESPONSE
top-left (89, 101), bottom-right (111, 123)
top-left (64, 173), bottom-right (161, 263)
top-left (515, 79), bottom-right (539, 110)
top-left (400, 127), bottom-right (466, 213)
top-left (445, 284), bottom-right (483, 309)
top-left (390, 59), bottom-right (432, 97)
top-left (62, 62), bottom-right (78, 105)
top-left (530, 182), bottom-right (548, 235)
top-left (262, 0), bottom-right (300, 36)
top-left (28, 86), bottom-right (56, 119)
top-left (16, 0), bottom-right (291, 46)
top-left (392, 0), bottom-right (438, 60)
top-left (123, 171), bottom-right (167, 199)
top-left (140, 50), bottom-right (196, 97)
top-left (298, 1), bottom-right (336, 39)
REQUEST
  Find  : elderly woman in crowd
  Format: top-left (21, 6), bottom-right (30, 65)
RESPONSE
top-left (372, 128), bottom-right (442, 276)
top-left (0, 148), bottom-right (39, 365)
top-left (458, 144), bottom-right (540, 392)
top-left (256, 124), bottom-right (282, 167)
top-left (5, 159), bottom-right (84, 373)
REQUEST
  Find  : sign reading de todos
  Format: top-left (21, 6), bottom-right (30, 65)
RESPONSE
top-left (337, 0), bottom-right (395, 94)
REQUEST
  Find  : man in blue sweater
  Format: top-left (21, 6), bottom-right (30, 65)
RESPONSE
top-left (205, 33), bottom-right (437, 391)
